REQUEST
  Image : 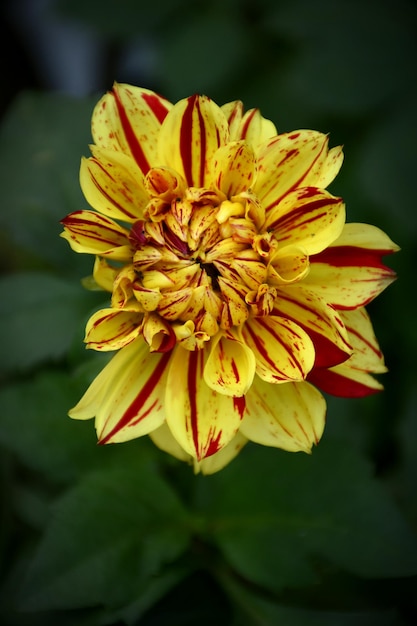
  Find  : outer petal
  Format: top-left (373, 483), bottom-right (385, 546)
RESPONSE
top-left (340, 307), bottom-right (387, 373)
top-left (272, 286), bottom-right (352, 368)
top-left (165, 345), bottom-right (246, 460)
top-left (308, 364), bottom-right (384, 398)
top-left (235, 107), bottom-right (277, 147)
top-left (255, 131), bottom-right (332, 211)
top-left (158, 95), bottom-right (229, 187)
top-left (211, 141), bottom-right (256, 196)
top-left (264, 187), bottom-right (346, 255)
top-left (85, 306), bottom-right (143, 351)
top-left (196, 431), bottom-right (248, 474)
top-left (316, 145), bottom-right (344, 188)
top-left (60, 210), bottom-right (132, 260)
top-left (204, 334), bottom-right (256, 396)
top-left (241, 316), bottom-right (315, 382)
top-left (241, 379), bottom-right (326, 452)
top-left (91, 83), bottom-right (172, 175)
top-left (303, 223), bottom-right (399, 309)
top-left (69, 338), bottom-right (170, 443)
top-left (149, 423), bottom-right (248, 475)
top-left (80, 148), bottom-right (148, 222)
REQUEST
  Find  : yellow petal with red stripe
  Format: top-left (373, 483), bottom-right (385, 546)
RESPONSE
top-left (241, 379), bottom-right (326, 452)
top-left (85, 306), bottom-right (143, 351)
top-left (158, 95), bottom-right (229, 188)
top-left (273, 285), bottom-right (352, 368)
top-left (308, 363), bottom-right (384, 398)
top-left (165, 345), bottom-right (246, 460)
top-left (255, 131), bottom-right (332, 211)
top-left (304, 223), bottom-right (399, 309)
top-left (80, 148), bottom-right (148, 222)
top-left (265, 187), bottom-right (345, 254)
top-left (91, 83), bottom-right (172, 175)
top-left (212, 141), bottom-right (256, 196)
top-left (340, 307), bottom-right (387, 373)
top-left (69, 338), bottom-right (170, 443)
top-left (60, 210), bottom-right (132, 260)
top-left (204, 334), bottom-right (256, 396)
top-left (241, 316), bottom-right (315, 382)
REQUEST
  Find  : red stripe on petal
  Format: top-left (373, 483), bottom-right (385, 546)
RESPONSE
top-left (180, 96), bottom-right (197, 187)
top-left (308, 367), bottom-right (381, 398)
top-left (313, 245), bottom-right (397, 269)
top-left (256, 317), bottom-right (306, 377)
top-left (113, 88), bottom-right (151, 175)
top-left (141, 92), bottom-right (170, 124)
top-left (99, 351), bottom-right (171, 444)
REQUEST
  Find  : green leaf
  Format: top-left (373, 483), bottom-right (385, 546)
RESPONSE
top-left (19, 466), bottom-right (191, 612)
top-left (0, 368), bottom-right (159, 485)
top-left (195, 441), bottom-right (417, 592)
top-left (0, 91), bottom-right (96, 275)
top-left (0, 271), bottom-right (102, 373)
top-left (223, 575), bottom-right (402, 626)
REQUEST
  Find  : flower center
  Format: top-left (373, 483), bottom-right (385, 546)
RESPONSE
top-left (123, 166), bottom-right (304, 352)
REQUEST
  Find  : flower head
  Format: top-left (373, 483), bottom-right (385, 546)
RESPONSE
top-left (61, 83), bottom-right (399, 474)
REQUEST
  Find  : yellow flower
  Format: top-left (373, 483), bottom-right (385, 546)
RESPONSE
top-left (61, 83), bottom-right (399, 474)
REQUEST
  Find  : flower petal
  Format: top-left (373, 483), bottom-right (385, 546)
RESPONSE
top-left (255, 131), bottom-right (333, 211)
top-left (196, 431), bottom-right (248, 474)
top-left (308, 364), bottom-right (384, 398)
top-left (264, 186), bottom-right (346, 254)
top-left (165, 345), bottom-right (246, 460)
top-left (272, 286), bottom-right (352, 368)
top-left (204, 334), bottom-right (256, 396)
top-left (85, 306), bottom-right (143, 351)
top-left (241, 316), bottom-right (315, 382)
top-left (222, 101), bottom-right (277, 146)
top-left (158, 94), bottom-right (229, 187)
top-left (303, 223), bottom-right (399, 309)
top-left (91, 83), bottom-right (172, 175)
top-left (60, 210), bottom-right (132, 260)
top-left (69, 338), bottom-right (170, 443)
top-left (149, 423), bottom-right (248, 475)
top-left (80, 148), bottom-right (148, 222)
top-left (241, 379), bottom-right (326, 452)
top-left (212, 141), bottom-right (256, 196)
top-left (236, 107), bottom-right (278, 147)
top-left (340, 307), bottom-right (387, 373)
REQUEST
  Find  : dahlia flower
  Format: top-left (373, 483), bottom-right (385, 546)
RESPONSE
top-left (61, 83), bottom-right (398, 474)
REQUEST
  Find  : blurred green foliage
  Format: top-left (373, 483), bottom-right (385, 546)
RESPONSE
top-left (1, 0), bottom-right (416, 624)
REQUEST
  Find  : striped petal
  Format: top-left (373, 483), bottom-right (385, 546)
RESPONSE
top-left (196, 431), bottom-right (248, 475)
top-left (80, 148), bottom-right (148, 222)
top-left (340, 307), bottom-right (387, 373)
top-left (272, 286), bottom-right (352, 368)
top-left (69, 338), bottom-right (170, 443)
top-left (91, 83), bottom-right (172, 175)
top-left (212, 141), bottom-right (256, 196)
top-left (158, 95), bottom-right (229, 188)
top-left (303, 223), bottom-right (399, 309)
top-left (241, 316), bottom-right (315, 383)
top-left (85, 306), bottom-right (143, 351)
top-left (236, 107), bottom-right (278, 147)
top-left (255, 131), bottom-right (333, 211)
top-left (264, 187), bottom-right (346, 254)
top-left (241, 379), bottom-right (326, 452)
top-left (149, 423), bottom-right (249, 474)
top-left (60, 210), bottom-right (132, 260)
top-left (308, 364), bottom-right (384, 398)
top-left (204, 334), bottom-right (256, 396)
top-left (165, 345), bottom-right (246, 460)
top-left (316, 144), bottom-right (344, 188)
